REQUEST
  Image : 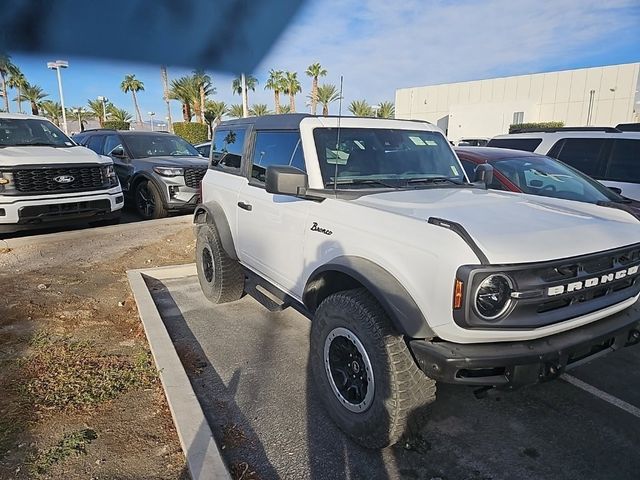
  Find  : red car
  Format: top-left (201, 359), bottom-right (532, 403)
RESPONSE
top-left (455, 146), bottom-right (640, 218)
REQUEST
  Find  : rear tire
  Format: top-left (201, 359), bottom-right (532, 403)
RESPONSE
top-left (135, 180), bottom-right (167, 219)
top-left (196, 224), bottom-right (244, 304)
top-left (310, 288), bottom-right (436, 449)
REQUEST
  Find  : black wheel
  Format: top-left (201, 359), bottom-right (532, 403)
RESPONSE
top-left (135, 180), bottom-right (167, 219)
top-left (310, 288), bottom-right (436, 448)
top-left (196, 224), bottom-right (244, 304)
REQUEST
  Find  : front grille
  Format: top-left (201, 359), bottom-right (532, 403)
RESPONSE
top-left (12, 166), bottom-right (106, 194)
top-left (184, 167), bottom-right (207, 189)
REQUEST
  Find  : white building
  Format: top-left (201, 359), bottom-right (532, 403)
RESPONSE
top-left (395, 63), bottom-right (640, 143)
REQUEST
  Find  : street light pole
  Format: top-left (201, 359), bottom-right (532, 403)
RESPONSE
top-left (47, 60), bottom-right (69, 134)
top-left (148, 112), bottom-right (155, 131)
top-left (241, 73), bottom-right (249, 118)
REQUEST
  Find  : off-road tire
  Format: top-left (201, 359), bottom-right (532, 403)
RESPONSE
top-left (196, 224), bottom-right (244, 304)
top-left (310, 288), bottom-right (436, 448)
top-left (135, 180), bottom-right (167, 220)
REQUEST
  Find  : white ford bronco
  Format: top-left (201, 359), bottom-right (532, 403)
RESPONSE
top-left (194, 114), bottom-right (640, 448)
top-left (0, 113), bottom-right (123, 234)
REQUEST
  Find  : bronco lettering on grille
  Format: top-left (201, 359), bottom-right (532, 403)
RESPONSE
top-left (547, 265), bottom-right (639, 296)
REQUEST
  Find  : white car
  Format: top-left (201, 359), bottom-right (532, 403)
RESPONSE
top-left (487, 127), bottom-right (640, 201)
top-left (0, 113), bottom-right (123, 234)
top-left (194, 114), bottom-right (640, 448)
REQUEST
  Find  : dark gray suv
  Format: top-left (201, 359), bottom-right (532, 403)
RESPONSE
top-left (74, 130), bottom-right (209, 219)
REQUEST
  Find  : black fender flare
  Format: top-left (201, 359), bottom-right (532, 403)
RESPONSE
top-left (193, 202), bottom-right (238, 260)
top-left (303, 256), bottom-right (435, 339)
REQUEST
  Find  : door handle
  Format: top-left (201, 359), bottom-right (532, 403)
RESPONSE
top-left (238, 201), bottom-right (252, 211)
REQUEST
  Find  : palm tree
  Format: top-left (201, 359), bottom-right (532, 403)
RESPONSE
top-left (229, 104), bottom-right (244, 119)
top-left (232, 74), bottom-right (257, 115)
top-left (40, 100), bottom-right (63, 126)
top-left (120, 74), bottom-right (144, 124)
top-left (204, 100), bottom-right (227, 137)
top-left (0, 54), bottom-right (17, 112)
top-left (348, 99), bottom-right (373, 117)
top-left (68, 106), bottom-right (93, 132)
top-left (283, 71), bottom-right (301, 113)
top-left (376, 101), bottom-right (395, 119)
top-left (249, 104), bottom-right (270, 116)
top-left (264, 69), bottom-right (285, 114)
top-left (316, 84), bottom-right (341, 116)
top-left (107, 106), bottom-right (133, 123)
top-left (193, 70), bottom-right (214, 123)
top-left (7, 67), bottom-right (27, 113)
top-left (169, 75), bottom-right (200, 122)
top-left (19, 83), bottom-right (48, 115)
top-left (279, 104), bottom-right (291, 114)
top-left (305, 63), bottom-right (327, 115)
top-left (87, 98), bottom-right (113, 127)
top-left (160, 66), bottom-right (173, 132)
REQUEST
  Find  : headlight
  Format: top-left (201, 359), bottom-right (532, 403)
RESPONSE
top-left (102, 164), bottom-right (119, 187)
top-left (474, 274), bottom-right (513, 320)
top-left (153, 167), bottom-right (184, 177)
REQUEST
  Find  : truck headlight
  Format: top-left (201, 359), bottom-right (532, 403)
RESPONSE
top-left (474, 274), bottom-right (513, 320)
top-left (102, 164), bottom-right (119, 187)
top-left (153, 167), bottom-right (184, 177)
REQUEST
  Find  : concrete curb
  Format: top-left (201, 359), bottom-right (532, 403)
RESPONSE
top-left (127, 263), bottom-right (230, 480)
top-left (2, 214), bottom-right (192, 249)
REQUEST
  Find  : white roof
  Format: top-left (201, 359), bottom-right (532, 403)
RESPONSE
top-left (0, 112), bottom-right (50, 121)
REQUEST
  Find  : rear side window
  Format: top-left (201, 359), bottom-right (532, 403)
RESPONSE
top-left (196, 144), bottom-right (211, 157)
top-left (547, 138), bottom-right (606, 177)
top-left (486, 138), bottom-right (542, 152)
top-left (103, 135), bottom-right (123, 156)
top-left (458, 159), bottom-right (477, 178)
top-left (212, 128), bottom-right (246, 174)
top-left (250, 131), bottom-right (305, 184)
top-left (605, 139), bottom-right (640, 183)
top-left (85, 135), bottom-right (104, 154)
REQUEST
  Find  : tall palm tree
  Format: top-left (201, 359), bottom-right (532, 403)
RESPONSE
top-left (107, 106), bottom-right (133, 123)
top-left (305, 63), bottom-right (327, 115)
top-left (232, 74), bottom-right (257, 115)
top-left (192, 70), bottom-right (214, 123)
top-left (316, 84), bottom-right (341, 116)
top-left (283, 71), bottom-right (301, 113)
top-left (229, 104), bottom-right (244, 119)
top-left (68, 106), bottom-right (93, 132)
top-left (40, 100), bottom-right (63, 126)
top-left (376, 101), bottom-right (395, 119)
top-left (264, 69), bottom-right (285, 114)
top-left (160, 66), bottom-right (173, 132)
top-left (348, 99), bottom-right (373, 117)
top-left (120, 74), bottom-right (145, 124)
top-left (87, 98), bottom-right (113, 127)
top-left (0, 54), bottom-right (17, 112)
top-left (19, 83), bottom-right (48, 115)
top-left (7, 67), bottom-right (27, 113)
top-left (249, 104), bottom-right (270, 116)
top-left (204, 100), bottom-right (227, 137)
top-left (169, 75), bottom-right (199, 122)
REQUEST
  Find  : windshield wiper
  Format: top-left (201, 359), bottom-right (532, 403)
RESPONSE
top-left (404, 177), bottom-right (465, 185)
top-left (326, 178), bottom-right (400, 189)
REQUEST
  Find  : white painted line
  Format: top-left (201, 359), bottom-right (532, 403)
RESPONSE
top-left (561, 374), bottom-right (640, 419)
top-left (128, 266), bottom-right (230, 480)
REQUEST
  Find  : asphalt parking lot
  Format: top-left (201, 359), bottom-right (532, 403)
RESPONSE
top-left (150, 274), bottom-right (640, 480)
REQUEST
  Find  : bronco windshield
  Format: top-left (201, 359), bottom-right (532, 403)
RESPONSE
top-left (0, 117), bottom-right (74, 147)
top-left (313, 128), bottom-right (466, 188)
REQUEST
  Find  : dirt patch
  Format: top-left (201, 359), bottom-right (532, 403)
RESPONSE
top-left (0, 222), bottom-right (195, 479)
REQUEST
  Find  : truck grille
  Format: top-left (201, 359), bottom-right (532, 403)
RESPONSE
top-left (12, 166), bottom-right (106, 194)
top-left (184, 168), bottom-right (207, 189)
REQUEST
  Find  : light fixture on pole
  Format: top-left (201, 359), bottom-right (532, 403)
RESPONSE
top-left (47, 60), bottom-right (69, 134)
top-left (97, 96), bottom-right (109, 124)
top-left (148, 112), bottom-right (155, 131)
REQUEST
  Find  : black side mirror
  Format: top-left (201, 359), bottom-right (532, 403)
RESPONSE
top-left (608, 186), bottom-right (623, 195)
top-left (474, 163), bottom-right (494, 189)
top-left (265, 165), bottom-right (308, 196)
top-left (110, 146), bottom-right (126, 158)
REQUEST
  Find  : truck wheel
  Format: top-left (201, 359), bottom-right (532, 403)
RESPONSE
top-left (310, 288), bottom-right (436, 448)
top-left (196, 224), bottom-right (244, 304)
top-left (135, 180), bottom-right (167, 219)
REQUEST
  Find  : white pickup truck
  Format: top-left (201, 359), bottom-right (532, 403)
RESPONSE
top-left (0, 113), bottom-right (123, 234)
top-left (194, 114), bottom-right (640, 448)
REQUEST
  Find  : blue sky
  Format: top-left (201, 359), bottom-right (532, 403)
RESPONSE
top-left (6, 0), bottom-right (640, 122)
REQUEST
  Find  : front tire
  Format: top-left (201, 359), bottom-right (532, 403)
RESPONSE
top-left (135, 180), bottom-right (167, 219)
top-left (196, 224), bottom-right (244, 304)
top-left (310, 288), bottom-right (436, 448)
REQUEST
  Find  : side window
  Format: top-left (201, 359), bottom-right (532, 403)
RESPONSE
top-left (196, 144), bottom-right (211, 157)
top-left (103, 135), bottom-right (123, 156)
top-left (549, 138), bottom-right (606, 177)
top-left (486, 138), bottom-right (542, 152)
top-left (85, 135), bottom-right (104, 154)
top-left (250, 131), bottom-right (306, 184)
top-left (459, 159), bottom-right (477, 179)
top-left (605, 139), bottom-right (640, 183)
top-left (211, 128), bottom-right (246, 174)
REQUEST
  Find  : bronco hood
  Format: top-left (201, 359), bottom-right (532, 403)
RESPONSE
top-left (0, 145), bottom-right (110, 166)
top-left (353, 188), bottom-right (640, 264)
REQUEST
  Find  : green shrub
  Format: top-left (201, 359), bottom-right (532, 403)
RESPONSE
top-left (509, 121), bottom-right (564, 133)
top-left (173, 122), bottom-right (208, 144)
top-left (103, 120), bottom-right (130, 130)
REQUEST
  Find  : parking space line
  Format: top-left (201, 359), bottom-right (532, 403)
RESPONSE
top-left (561, 374), bottom-right (640, 419)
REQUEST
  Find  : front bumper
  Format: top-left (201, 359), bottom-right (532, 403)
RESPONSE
top-left (410, 300), bottom-right (640, 389)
